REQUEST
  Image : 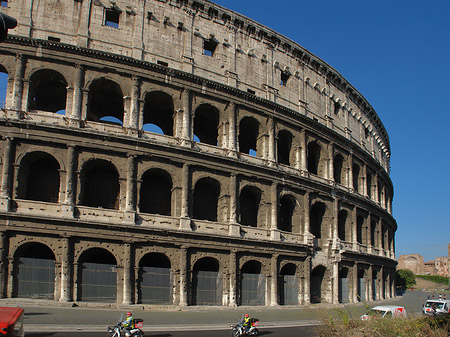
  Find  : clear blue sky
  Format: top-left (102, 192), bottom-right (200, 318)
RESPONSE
top-left (213, 0), bottom-right (450, 262)
top-left (1, 0), bottom-right (449, 262)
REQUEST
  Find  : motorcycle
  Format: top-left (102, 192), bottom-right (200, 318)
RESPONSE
top-left (107, 315), bottom-right (144, 337)
top-left (231, 316), bottom-right (259, 336)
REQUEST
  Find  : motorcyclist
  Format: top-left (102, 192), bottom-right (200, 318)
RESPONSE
top-left (242, 314), bottom-right (251, 333)
top-left (122, 312), bottom-right (134, 336)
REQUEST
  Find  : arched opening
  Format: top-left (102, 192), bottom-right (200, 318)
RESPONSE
top-left (192, 257), bottom-right (221, 305)
top-left (87, 78), bottom-right (124, 125)
top-left (310, 265), bottom-right (326, 304)
top-left (279, 195), bottom-right (295, 232)
top-left (78, 248), bottom-right (117, 302)
top-left (142, 91), bottom-right (174, 135)
top-left (14, 242), bottom-right (55, 299)
top-left (28, 69), bottom-right (67, 114)
top-left (239, 186), bottom-right (260, 227)
top-left (357, 269), bottom-right (366, 302)
top-left (353, 164), bottom-right (360, 193)
top-left (238, 117), bottom-right (259, 156)
top-left (334, 154), bottom-right (344, 184)
top-left (277, 130), bottom-right (292, 166)
top-left (139, 169), bottom-right (172, 216)
top-left (357, 215), bottom-right (364, 245)
top-left (240, 260), bottom-right (265, 306)
top-left (279, 263), bottom-right (298, 305)
top-left (307, 141), bottom-right (321, 175)
top-left (80, 160), bottom-right (120, 210)
top-left (17, 152), bottom-right (60, 203)
top-left (310, 202), bottom-right (326, 240)
top-left (372, 270), bottom-right (378, 301)
top-left (193, 104), bottom-right (219, 146)
top-left (338, 267), bottom-right (349, 304)
top-left (193, 177), bottom-right (220, 222)
top-left (338, 210), bottom-right (348, 241)
top-left (0, 66), bottom-right (9, 109)
top-left (138, 253), bottom-right (172, 304)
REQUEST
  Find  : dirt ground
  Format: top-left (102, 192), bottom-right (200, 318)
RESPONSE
top-left (413, 277), bottom-right (450, 292)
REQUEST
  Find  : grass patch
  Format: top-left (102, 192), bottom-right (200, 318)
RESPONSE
top-left (417, 275), bottom-right (449, 285)
top-left (318, 309), bottom-right (450, 337)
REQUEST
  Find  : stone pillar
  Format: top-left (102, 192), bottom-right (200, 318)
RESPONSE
top-left (328, 143), bottom-right (334, 181)
top-left (362, 164), bottom-right (368, 197)
top-left (270, 183), bottom-right (279, 240)
top-left (348, 153), bottom-right (354, 190)
top-left (270, 254), bottom-right (278, 306)
top-left (267, 117), bottom-right (276, 163)
top-left (69, 64), bottom-right (85, 125)
top-left (303, 257), bottom-right (311, 304)
top-left (352, 264), bottom-right (358, 303)
top-left (180, 164), bottom-right (191, 230)
top-left (124, 155), bottom-right (137, 224)
top-left (229, 251), bottom-right (237, 306)
top-left (127, 76), bottom-right (141, 134)
top-left (0, 232), bottom-right (5, 298)
top-left (0, 138), bottom-right (13, 211)
top-left (229, 174), bottom-right (240, 236)
top-left (303, 192), bottom-right (310, 244)
top-left (352, 209), bottom-right (358, 250)
top-left (179, 247), bottom-right (188, 306)
top-left (11, 54), bottom-right (25, 113)
top-left (7, 257), bottom-right (13, 298)
top-left (332, 262), bottom-right (339, 304)
top-left (300, 130), bottom-right (307, 173)
top-left (62, 145), bottom-right (76, 217)
top-left (60, 237), bottom-right (71, 302)
top-left (122, 243), bottom-right (132, 304)
top-left (181, 89), bottom-right (191, 143)
top-left (367, 265), bottom-right (373, 302)
top-left (228, 102), bottom-right (237, 153)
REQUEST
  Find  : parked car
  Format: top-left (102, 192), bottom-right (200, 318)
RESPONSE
top-left (0, 307), bottom-right (24, 337)
top-left (361, 305), bottom-right (407, 320)
top-left (423, 299), bottom-right (450, 316)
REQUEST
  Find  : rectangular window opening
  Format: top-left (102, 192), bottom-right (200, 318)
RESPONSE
top-left (247, 89), bottom-right (256, 95)
top-left (203, 39), bottom-right (217, 57)
top-left (157, 60), bottom-right (169, 67)
top-left (280, 72), bottom-right (290, 86)
top-left (105, 9), bottom-right (120, 29)
top-left (48, 36), bottom-right (61, 42)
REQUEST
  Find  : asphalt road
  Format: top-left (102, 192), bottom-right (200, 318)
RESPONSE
top-left (25, 326), bottom-right (319, 337)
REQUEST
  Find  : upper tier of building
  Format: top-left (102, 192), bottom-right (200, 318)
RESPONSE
top-left (1, 0), bottom-right (391, 174)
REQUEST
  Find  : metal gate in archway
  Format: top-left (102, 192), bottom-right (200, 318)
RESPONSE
top-left (338, 277), bottom-right (349, 303)
top-left (139, 266), bottom-right (172, 304)
top-left (16, 257), bottom-right (55, 299)
top-left (279, 274), bottom-right (298, 305)
top-left (358, 277), bottom-right (366, 302)
top-left (240, 273), bottom-right (265, 306)
top-left (79, 261), bottom-right (117, 302)
top-left (192, 270), bottom-right (222, 305)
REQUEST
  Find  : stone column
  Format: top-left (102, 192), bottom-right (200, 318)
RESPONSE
top-left (122, 243), bottom-right (132, 304)
top-left (11, 54), bottom-right (25, 113)
top-left (124, 155), bottom-right (137, 224)
top-left (300, 130), bottom-right (307, 173)
top-left (0, 137), bottom-right (13, 211)
top-left (303, 192), bottom-right (310, 244)
top-left (181, 89), bottom-right (191, 144)
top-left (352, 264), bottom-right (358, 303)
top-left (352, 209), bottom-right (358, 250)
top-left (69, 64), bottom-right (85, 126)
top-left (62, 145), bottom-right (76, 217)
top-left (229, 174), bottom-right (240, 236)
top-left (229, 251), bottom-right (237, 306)
top-left (270, 254), bottom-right (278, 306)
top-left (367, 265), bottom-right (373, 302)
top-left (60, 237), bottom-right (71, 302)
top-left (7, 257), bottom-right (13, 298)
top-left (179, 164), bottom-right (191, 230)
top-left (228, 102), bottom-right (237, 153)
top-left (127, 76), bottom-right (141, 134)
top-left (328, 143), bottom-right (334, 181)
top-left (332, 262), bottom-right (339, 304)
top-left (179, 247), bottom-right (188, 306)
top-left (0, 232), bottom-right (5, 298)
top-left (303, 257), bottom-right (311, 304)
top-left (348, 153), bottom-right (354, 190)
top-left (270, 183), bottom-right (279, 240)
top-left (267, 117), bottom-right (276, 163)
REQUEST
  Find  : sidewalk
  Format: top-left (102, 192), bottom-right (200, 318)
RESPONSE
top-left (0, 298), bottom-right (377, 332)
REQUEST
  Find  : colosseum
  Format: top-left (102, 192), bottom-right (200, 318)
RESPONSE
top-left (0, 0), bottom-right (396, 306)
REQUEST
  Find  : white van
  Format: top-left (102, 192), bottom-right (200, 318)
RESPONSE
top-left (361, 305), bottom-right (407, 320)
top-left (423, 299), bottom-right (450, 315)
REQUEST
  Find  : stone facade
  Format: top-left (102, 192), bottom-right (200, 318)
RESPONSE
top-left (397, 254), bottom-right (424, 275)
top-left (0, 0), bottom-right (396, 306)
